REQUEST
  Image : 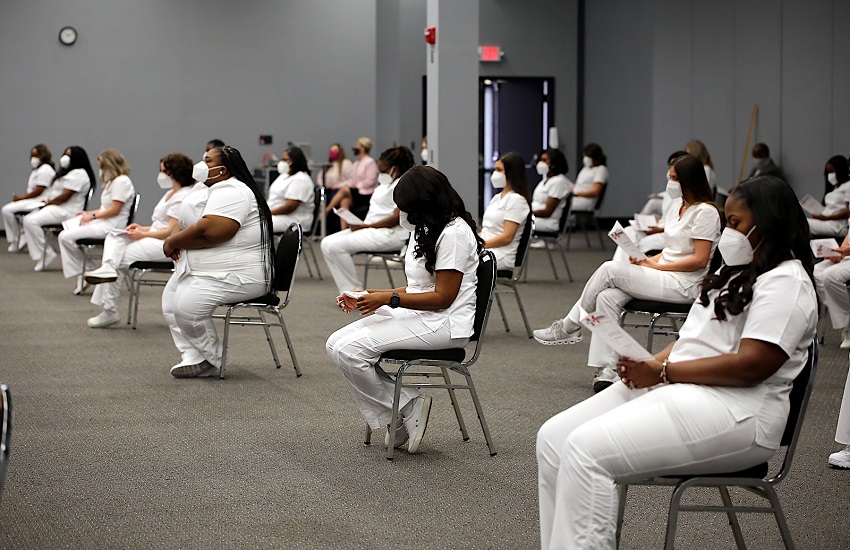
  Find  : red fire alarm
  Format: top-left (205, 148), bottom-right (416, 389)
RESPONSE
top-left (424, 27), bottom-right (436, 45)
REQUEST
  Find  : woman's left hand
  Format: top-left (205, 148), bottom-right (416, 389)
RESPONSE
top-left (162, 238), bottom-right (180, 261)
top-left (617, 357), bottom-right (664, 389)
top-left (630, 256), bottom-right (659, 269)
top-left (80, 211), bottom-right (95, 224)
top-left (356, 291), bottom-right (390, 314)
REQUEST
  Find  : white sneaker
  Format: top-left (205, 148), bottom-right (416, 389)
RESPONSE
top-left (533, 319), bottom-right (582, 345)
top-left (384, 416), bottom-right (409, 449)
top-left (840, 328), bottom-right (850, 350)
top-left (73, 278), bottom-right (85, 296)
top-left (592, 366), bottom-right (618, 393)
top-left (84, 265), bottom-right (119, 285)
top-left (828, 445), bottom-right (850, 469)
top-left (87, 310), bottom-right (121, 328)
top-left (403, 395), bottom-right (433, 454)
top-left (34, 247), bottom-right (57, 272)
top-left (7, 243), bottom-right (19, 253)
top-left (170, 360), bottom-right (219, 378)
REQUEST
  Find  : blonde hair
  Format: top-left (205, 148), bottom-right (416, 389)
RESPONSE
top-left (97, 148), bottom-right (131, 182)
top-left (356, 136), bottom-right (374, 153)
top-left (685, 139), bottom-right (713, 169)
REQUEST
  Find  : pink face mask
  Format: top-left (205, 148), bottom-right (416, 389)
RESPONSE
top-left (329, 150), bottom-right (340, 161)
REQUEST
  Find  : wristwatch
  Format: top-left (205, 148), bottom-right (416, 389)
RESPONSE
top-left (389, 292), bottom-right (400, 308)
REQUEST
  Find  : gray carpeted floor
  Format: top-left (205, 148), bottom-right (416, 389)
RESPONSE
top-left (0, 241), bottom-right (848, 549)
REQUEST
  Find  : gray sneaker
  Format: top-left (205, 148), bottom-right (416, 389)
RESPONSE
top-left (828, 445), bottom-right (850, 469)
top-left (592, 366), bottom-right (618, 393)
top-left (533, 319), bottom-right (582, 345)
top-left (170, 360), bottom-right (219, 378)
top-left (384, 416), bottom-right (410, 449)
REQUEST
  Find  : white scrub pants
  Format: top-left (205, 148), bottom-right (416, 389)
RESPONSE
top-left (533, 215), bottom-right (560, 233)
top-left (272, 214), bottom-right (303, 233)
top-left (537, 382), bottom-right (775, 550)
top-left (808, 218), bottom-right (847, 238)
top-left (2, 199), bottom-right (43, 246)
top-left (813, 259), bottom-right (850, 329)
top-left (57, 220), bottom-right (117, 279)
top-left (611, 227), bottom-right (665, 263)
top-left (836, 367), bottom-right (850, 445)
top-left (326, 313), bottom-right (469, 429)
top-left (161, 273), bottom-right (267, 368)
top-left (321, 228), bottom-right (407, 293)
top-left (563, 261), bottom-right (697, 368)
top-left (91, 235), bottom-right (170, 313)
top-left (22, 204), bottom-right (77, 261)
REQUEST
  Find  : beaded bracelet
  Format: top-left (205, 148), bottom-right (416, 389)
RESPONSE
top-left (660, 358), bottom-right (670, 385)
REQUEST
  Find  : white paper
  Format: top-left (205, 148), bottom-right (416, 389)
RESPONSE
top-left (607, 221), bottom-right (647, 261)
top-left (61, 214), bottom-right (82, 231)
top-left (810, 238), bottom-right (841, 259)
top-left (108, 228), bottom-right (128, 235)
top-left (632, 214), bottom-right (658, 232)
top-left (799, 195), bottom-right (825, 216)
top-left (343, 290), bottom-right (368, 299)
top-left (333, 208), bottom-right (365, 226)
top-left (580, 311), bottom-right (655, 363)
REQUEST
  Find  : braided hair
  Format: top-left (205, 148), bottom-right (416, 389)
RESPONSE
top-left (378, 145), bottom-right (415, 179)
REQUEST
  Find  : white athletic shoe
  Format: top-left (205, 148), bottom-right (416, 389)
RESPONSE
top-left (7, 243), bottom-right (19, 253)
top-left (34, 247), bottom-right (57, 272)
top-left (592, 366), bottom-right (618, 393)
top-left (828, 445), bottom-right (850, 469)
top-left (840, 328), bottom-right (850, 350)
top-left (170, 360), bottom-right (219, 378)
top-left (87, 310), bottom-right (121, 328)
top-left (403, 395), bottom-right (433, 454)
top-left (384, 415), bottom-right (410, 449)
top-left (84, 265), bottom-right (119, 285)
top-left (533, 319), bottom-right (582, 345)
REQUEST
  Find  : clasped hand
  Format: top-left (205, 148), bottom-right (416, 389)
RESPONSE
top-left (336, 291), bottom-right (389, 314)
top-left (616, 357), bottom-right (663, 389)
top-left (629, 256), bottom-right (659, 269)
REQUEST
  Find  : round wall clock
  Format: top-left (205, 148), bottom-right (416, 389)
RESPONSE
top-left (59, 26), bottom-right (77, 46)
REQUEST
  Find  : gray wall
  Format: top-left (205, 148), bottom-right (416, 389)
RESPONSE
top-left (586, 0), bottom-right (850, 217)
top-left (0, 0), bottom-right (378, 225)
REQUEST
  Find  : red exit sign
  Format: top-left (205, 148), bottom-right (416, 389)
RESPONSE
top-left (479, 45), bottom-right (503, 62)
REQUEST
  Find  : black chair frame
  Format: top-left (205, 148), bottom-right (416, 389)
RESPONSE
top-left (530, 192), bottom-right (574, 282)
top-left (566, 183), bottom-right (608, 250)
top-left (495, 212), bottom-right (534, 338)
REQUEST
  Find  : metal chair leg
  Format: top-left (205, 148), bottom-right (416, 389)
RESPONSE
top-left (558, 246), bottom-right (574, 282)
top-left (616, 484), bottom-right (629, 548)
top-left (259, 310), bottom-right (283, 369)
top-left (386, 362), bottom-right (410, 460)
top-left (544, 241), bottom-right (559, 280)
top-left (219, 307), bottom-right (233, 379)
top-left (440, 367), bottom-right (469, 440)
top-left (462, 367), bottom-right (497, 456)
top-left (718, 486), bottom-right (747, 550)
top-left (382, 257), bottom-right (395, 288)
top-left (495, 292), bottom-right (510, 332)
top-left (277, 311), bottom-right (301, 377)
top-left (510, 283), bottom-right (533, 338)
top-left (363, 424), bottom-right (373, 445)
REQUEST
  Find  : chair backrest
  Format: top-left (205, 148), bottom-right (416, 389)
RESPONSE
top-left (274, 223), bottom-right (303, 300)
top-left (470, 250), bottom-right (497, 345)
top-left (126, 193), bottom-right (141, 226)
top-left (306, 186), bottom-right (324, 237)
top-left (82, 185), bottom-right (95, 211)
top-left (0, 384), bottom-right (11, 504)
top-left (773, 340), bottom-right (818, 483)
top-left (557, 192), bottom-right (574, 233)
top-left (593, 182), bottom-right (609, 212)
top-left (511, 211), bottom-right (534, 279)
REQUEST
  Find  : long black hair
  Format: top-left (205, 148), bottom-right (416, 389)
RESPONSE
top-left (286, 146), bottom-right (311, 177)
top-left (213, 145), bottom-right (276, 293)
top-left (378, 145), bottom-right (415, 180)
top-left (822, 155), bottom-right (850, 203)
top-left (393, 166), bottom-right (484, 274)
top-left (583, 143), bottom-right (607, 167)
top-left (499, 151), bottom-right (531, 203)
top-left (698, 176), bottom-right (813, 321)
top-left (539, 148), bottom-right (568, 176)
top-left (673, 154), bottom-right (715, 205)
top-left (53, 145), bottom-right (96, 191)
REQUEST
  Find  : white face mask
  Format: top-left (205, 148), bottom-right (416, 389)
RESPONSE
top-left (582, 156), bottom-right (593, 168)
top-left (30, 157), bottom-right (40, 169)
top-left (398, 211), bottom-right (415, 232)
top-left (718, 226), bottom-right (757, 267)
top-left (536, 161), bottom-right (549, 176)
top-left (828, 172), bottom-right (839, 186)
top-left (377, 172), bottom-right (393, 186)
top-left (277, 160), bottom-right (290, 176)
top-left (192, 161), bottom-right (223, 183)
top-left (490, 171), bottom-right (507, 189)
top-left (420, 148), bottom-right (429, 163)
top-left (666, 179), bottom-right (682, 199)
top-left (59, 155), bottom-right (70, 169)
top-left (157, 172), bottom-right (173, 189)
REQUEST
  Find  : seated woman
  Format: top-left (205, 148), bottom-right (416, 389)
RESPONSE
top-left (22, 145), bottom-right (95, 272)
top-left (268, 146), bottom-right (315, 233)
top-left (2, 144), bottom-right (56, 252)
top-left (536, 176), bottom-right (817, 549)
top-left (570, 143), bottom-right (608, 212)
top-left (481, 152), bottom-right (531, 270)
top-left (812, 227), bottom-right (850, 348)
top-left (316, 143), bottom-right (353, 190)
top-left (161, 145), bottom-right (275, 379)
top-left (324, 137), bottom-right (379, 229)
top-left (326, 166), bottom-right (483, 454)
top-left (533, 155), bottom-right (721, 392)
top-left (321, 145), bottom-right (415, 293)
top-left (57, 148), bottom-right (136, 294)
top-left (531, 148), bottom-right (572, 233)
top-left (807, 155), bottom-right (850, 238)
top-left (82, 153), bottom-right (195, 328)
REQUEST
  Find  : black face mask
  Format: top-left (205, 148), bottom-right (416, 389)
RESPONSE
top-left (352, 147), bottom-right (360, 157)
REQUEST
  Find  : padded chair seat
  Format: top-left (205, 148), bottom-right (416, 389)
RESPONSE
top-left (227, 293), bottom-right (281, 307)
top-left (534, 230), bottom-right (559, 238)
top-left (497, 269), bottom-right (514, 279)
top-left (623, 299), bottom-right (691, 315)
top-left (381, 347), bottom-right (466, 363)
top-left (129, 261), bottom-right (174, 270)
top-left (658, 462), bottom-right (769, 482)
top-left (76, 237), bottom-right (105, 246)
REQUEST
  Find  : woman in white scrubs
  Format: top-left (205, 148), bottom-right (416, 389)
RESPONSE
top-left (268, 146), bottom-right (315, 233)
top-left (321, 145), bottom-right (415, 293)
top-left (2, 144), bottom-right (56, 252)
top-left (57, 148), bottom-right (136, 294)
top-left (22, 145), bottom-right (95, 272)
top-left (531, 148), bottom-right (572, 233)
top-left (481, 152), bottom-right (531, 270)
top-left (685, 139), bottom-right (717, 196)
top-left (533, 155), bottom-right (721, 392)
top-left (571, 143), bottom-right (608, 212)
top-left (807, 155), bottom-right (850, 238)
top-left (162, 145), bottom-right (275, 379)
top-left (327, 166), bottom-right (483, 454)
top-left (82, 152), bottom-right (195, 328)
top-left (537, 176), bottom-right (817, 550)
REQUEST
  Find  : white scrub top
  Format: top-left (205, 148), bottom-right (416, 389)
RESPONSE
top-left (98, 175), bottom-right (137, 224)
top-left (820, 181), bottom-right (850, 217)
top-left (150, 185), bottom-right (193, 232)
top-left (531, 174), bottom-right (572, 232)
top-left (668, 259), bottom-right (817, 448)
top-left (268, 171), bottom-right (315, 230)
top-left (362, 177), bottom-right (409, 239)
top-left (480, 191), bottom-right (530, 269)
top-left (389, 217), bottom-right (479, 339)
top-left (56, 169), bottom-right (91, 211)
top-left (572, 165), bottom-right (609, 211)
top-left (27, 163), bottom-right (56, 195)
top-left (186, 178), bottom-right (266, 285)
top-left (659, 200), bottom-right (720, 288)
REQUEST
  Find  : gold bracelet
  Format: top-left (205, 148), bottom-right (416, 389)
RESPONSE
top-left (661, 358), bottom-right (670, 385)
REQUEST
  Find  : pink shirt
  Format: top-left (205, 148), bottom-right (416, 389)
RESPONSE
top-left (343, 156), bottom-right (379, 196)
